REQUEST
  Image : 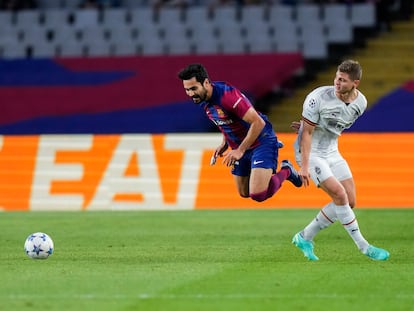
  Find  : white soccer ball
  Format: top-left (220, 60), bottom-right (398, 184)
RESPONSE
top-left (24, 232), bottom-right (54, 259)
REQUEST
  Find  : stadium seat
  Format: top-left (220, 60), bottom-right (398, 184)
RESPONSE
top-left (166, 37), bottom-right (193, 55)
top-left (139, 38), bottom-right (165, 55)
top-left (240, 5), bottom-right (270, 39)
top-left (31, 42), bottom-right (57, 58)
top-left (193, 39), bottom-right (219, 55)
top-left (135, 23), bottom-right (163, 45)
top-left (135, 20), bottom-right (164, 55)
top-left (163, 22), bottom-right (190, 44)
top-left (299, 20), bottom-right (328, 59)
top-left (86, 41), bottom-right (112, 57)
top-left (0, 11), bottom-right (13, 26)
top-left (156, 7), bottom-right (185, 26)
top-left (101, 8), bottom-right (129, 27)
top-left (323, 4), bottom-right (352, 44)
top-left (268, 7), bottom-right (297, 36)
top-left (274, 39), bottom-right (300, 53)
top-left (323, 3), bottom-right (349, 27)
top-left (1, 42), bottom-right (27, 58)
top-left (272, 20), bottom-right (299, 52)
top-left (112, 42), bottom-right (138, 56)
top-left (212, 5), bottom-right (239, 22)
top-left (106, 25), bottom-right (135, 45)
top-left (219, 36), bottom-right (246, 54)
top-left (72, 9), bottom-right (100, 29)
top-left (295, 3), bottom-right (322, 27)
top-left (301, 37), bottom-right (328, 59)
top-left (216, 20), bottom-right (243, 45)
top-left (129, 7), bottom-right (156, 27)
top-left (15, 10), bottom-right (42, 28)
top-left (245, 32), bottom-right (273, 53)
top-left (268, 5), bottom-right (294, 25)
top-left (326, 20), bottom-right (353, 44)
top-left (18, 26), bottom-right (49, 46)
top-left (298, 21), bottom-right (326, 44)
top-left (43, 9), bottom-right (72, 29)
top-left (51, 25), bottom-right (79, 46)
top-left (350, 2), bottom-right (376, 28)
top-left (243, 19), bottom-right (270, 39)
top-left (213, 7), bottom-right (244, 54)
top-left (0, 25), bottom-right (19, 46)
top-left (274, 33), bottom-right (300, 53)
top-left (190, 21), bottom-right (218, 54)
top-left (58, 41), bottom-right (85, 57)
top-left (240, 4), bottom-right (266, 26)
top-left (184, 6), bottom-right (211, 25)
top-left (79, 26), bottom-right (107, 44)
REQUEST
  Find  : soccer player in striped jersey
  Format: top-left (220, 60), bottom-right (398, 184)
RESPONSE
top-left (291, 59), bottom-right (390, 261)
top-left (178, 63), bottom-right (302, 203)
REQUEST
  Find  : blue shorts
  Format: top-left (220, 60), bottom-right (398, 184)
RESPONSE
top-left (231, 136), bottom-right (279, 177)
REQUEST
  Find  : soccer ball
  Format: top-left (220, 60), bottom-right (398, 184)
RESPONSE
top-left (24, 232), bottom-right (54, 259)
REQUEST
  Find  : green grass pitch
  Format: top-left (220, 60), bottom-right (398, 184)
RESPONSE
top-left (0, 209), bottom-right (413, 311)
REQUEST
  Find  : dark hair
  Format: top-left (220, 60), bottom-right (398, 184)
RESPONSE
top-left (338, 59), bottom-right (362, 81)
top-left (178, 63), bottom-right (209, 84)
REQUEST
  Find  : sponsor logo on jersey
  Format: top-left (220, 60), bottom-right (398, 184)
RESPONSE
top-left (212, 119), bottom-right (233, 126)
top-left (217, 108), bottom-right (225, 116)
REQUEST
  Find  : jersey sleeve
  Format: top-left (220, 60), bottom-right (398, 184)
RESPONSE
top-left (220, 88), bottom-right (252, 119)
top-left (355, 92), bottom-right (368, 116)
top-left (301, 91), bottom-right (320, 125)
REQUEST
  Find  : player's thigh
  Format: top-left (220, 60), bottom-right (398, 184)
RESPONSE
top-left (249, 167), bottom-right (273, 194)
top-left (310, 154), bottom-right (352, 185)
top-left (329, 155), bottom-right (353, 182)
top-left (309, 156), bottom-right (333, 186)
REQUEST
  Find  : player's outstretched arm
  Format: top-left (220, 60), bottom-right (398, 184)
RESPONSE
top-left (299, 121), bottom-right (314, 187)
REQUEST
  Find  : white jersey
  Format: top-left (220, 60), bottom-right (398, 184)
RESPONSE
top-left (294, 85), bottom-right (367, 156)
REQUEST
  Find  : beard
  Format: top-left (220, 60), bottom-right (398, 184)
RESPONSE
top-left (191, 88), bottom-right (208, 104)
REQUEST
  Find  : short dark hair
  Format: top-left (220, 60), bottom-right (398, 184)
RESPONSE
top-left (178, 63), bottom-right (209, 84)
top-left (338, 59), bottom-right (362, 81)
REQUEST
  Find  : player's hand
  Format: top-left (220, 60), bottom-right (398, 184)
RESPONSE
top-left (223, 149), bottom-right (242, 167)
top-left (290, 121), bottom-right (301, 133)
top-left (299, 167), bottom-right (310, 188)
top-left (210, 143), bottom-right (229, 166)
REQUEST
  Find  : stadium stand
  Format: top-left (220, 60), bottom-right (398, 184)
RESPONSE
top-left (0, 2), bottom-right (376, 59)
top-left (0, 1), bottom-right (412, 134)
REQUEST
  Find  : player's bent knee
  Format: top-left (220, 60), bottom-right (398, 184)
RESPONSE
top-left (250, 191), bottom-right (268, 202)
top-left (239, 193), bottom-right (250, 199)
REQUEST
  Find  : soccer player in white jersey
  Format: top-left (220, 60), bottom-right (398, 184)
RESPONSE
top-left (291, 59), bottom-right (390, 261)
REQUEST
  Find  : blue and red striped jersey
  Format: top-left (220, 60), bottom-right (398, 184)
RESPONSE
top-left (200, 81), bottom-right (275, 149)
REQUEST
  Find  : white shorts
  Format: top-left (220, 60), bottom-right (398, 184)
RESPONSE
top-left (295, 150), bottom-right (352, 187)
